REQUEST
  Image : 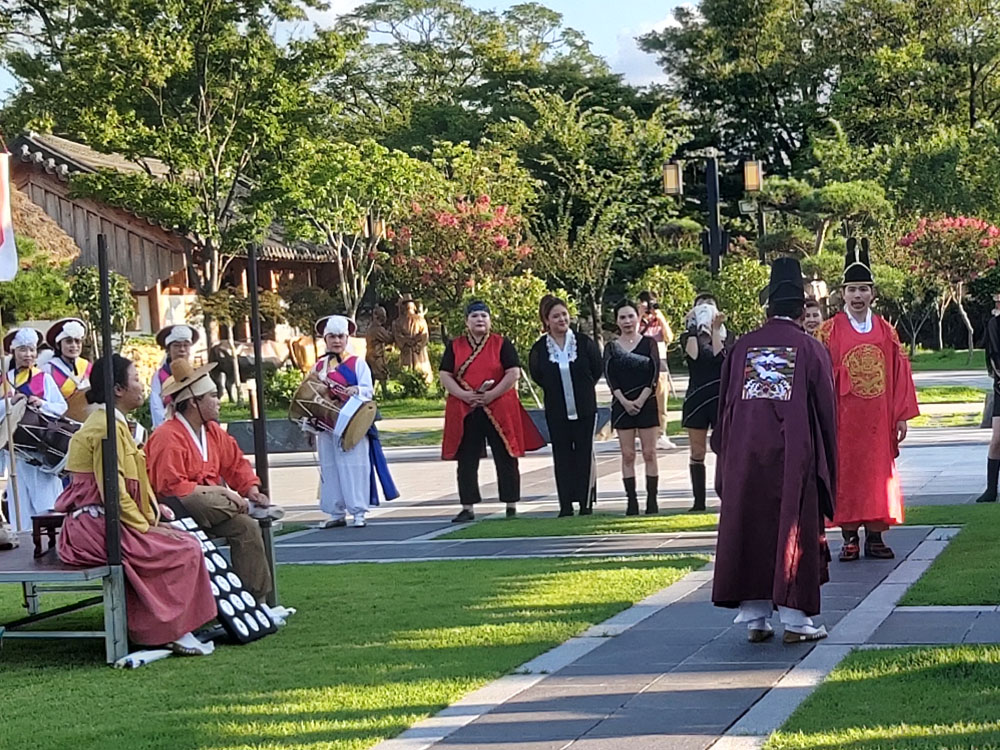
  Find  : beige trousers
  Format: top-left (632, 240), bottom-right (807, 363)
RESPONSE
top-left (182, 493), bottom-right (273, 602)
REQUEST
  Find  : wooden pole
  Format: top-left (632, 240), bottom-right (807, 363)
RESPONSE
top-left (246, 243), bottom-right (276, 606)
top-left (98, 234), bottom-right (122, 567)
top-left (0, 307), bottom-right (23, 531)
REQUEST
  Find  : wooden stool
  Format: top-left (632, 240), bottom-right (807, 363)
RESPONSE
top-left (31, 513), bottom-right (65, 558)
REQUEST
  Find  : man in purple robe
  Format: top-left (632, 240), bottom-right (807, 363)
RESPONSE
top-left (711, 257), bottom-right (838, 644)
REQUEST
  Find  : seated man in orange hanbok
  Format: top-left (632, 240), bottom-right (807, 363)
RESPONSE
top-left (815, 238), bottom-right (920, 561)
top-left (55, 353), bottom-right (217, 655)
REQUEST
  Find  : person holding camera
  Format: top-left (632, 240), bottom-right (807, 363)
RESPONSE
top-left (682, 293), bottom-right (727, 512)
top-left (638, 291), bottom-right (677, 451)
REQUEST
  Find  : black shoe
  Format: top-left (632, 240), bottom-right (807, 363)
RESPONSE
top-left (975, 490), bottom-right (997, 503)
top-left (645, 475), bottom-right (659, 514)
top-left (689, 462), bottom-right (706, 512)
top-left (452, 509), bottom-right (475, 523)
top-left (558, 508), bottom-right (574, 517)
top-left (579, 504), bottom-right (593, 516)
top-left (320, 518), bottom-right (347, 529)
top-left (506, 506), bottom-right (517, 518)
top-left (624, 477), bottom-right (639, 516)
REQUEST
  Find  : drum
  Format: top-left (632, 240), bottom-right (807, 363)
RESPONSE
top-left (1, 402), bottom-right (81, 474)
top-left (288, 376), bottom-right (377, 451)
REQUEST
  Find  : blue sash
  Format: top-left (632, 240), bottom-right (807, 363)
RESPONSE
top-left (334, 359), bottom-right (399, 506)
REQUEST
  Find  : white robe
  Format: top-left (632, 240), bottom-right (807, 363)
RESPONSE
top-left (316, 356), bottom-right (374, 521)
top-left (0, 370), bottom-right (69, 531)
top-left (149, 364), bottom-right (167, 428)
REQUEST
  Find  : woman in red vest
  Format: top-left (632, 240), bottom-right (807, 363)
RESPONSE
top-left (440, 301), bottom-right (544, 523)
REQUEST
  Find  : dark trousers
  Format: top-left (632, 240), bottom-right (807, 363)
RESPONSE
top-left (456, 408), bottom-right (520, 505)
top-left (548, 415), bottom-right (596, 512)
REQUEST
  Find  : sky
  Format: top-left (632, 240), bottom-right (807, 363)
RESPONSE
top-left (0, 0), bottom-right (680, 99)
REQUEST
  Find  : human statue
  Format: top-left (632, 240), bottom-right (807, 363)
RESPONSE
top-left (365, 305), bottom-right (394, 398)
top-left (392, 295), bottom-right (432, 382)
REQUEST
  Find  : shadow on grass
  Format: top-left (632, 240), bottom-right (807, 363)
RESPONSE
top-left (0, 555), bottom-right (704, 750)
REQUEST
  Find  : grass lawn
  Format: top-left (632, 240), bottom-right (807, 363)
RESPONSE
top-left (443, 510), bottom-right (719, 540)
top-left (909, 348), bottom-right (985, 371)
top-left (899, 503), bottom-right (1000, 606)
top-left (376, 398), bottom-right (445, 419)
top-left (218, 403), bottom-right (287, 422)
top-left (910, 412), bottom-right (981, 428)
top-left (767, 646), bottom-right (1000, 750)
top-left (915, 385), bottom-right (988, 404)
top-left (0, 555), bottom-right (705, 750)
top-left (378, 428), bottom-right (443, 447)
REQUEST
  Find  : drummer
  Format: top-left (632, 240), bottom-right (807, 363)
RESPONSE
top-left (150, 324), bottom-right (197, 429)
top-left (43, 317), bottom-right (93, 422)
top-left (313, 315), bottom-right (397, 529)
top-left (0, 327), bottom-right (68, 531)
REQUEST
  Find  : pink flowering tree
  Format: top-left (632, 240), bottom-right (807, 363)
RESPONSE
top-left (385, 195), bottom-right (531, 330)
top-left (899, 216), bottom-right (1000, 357)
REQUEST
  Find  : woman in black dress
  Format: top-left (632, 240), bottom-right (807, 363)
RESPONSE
top-left (681, 292), bottom-right (727, 512)
top-left (604, 300), bottom-right (660, 516)
top-left (529, 295), bottom-right (603, 517)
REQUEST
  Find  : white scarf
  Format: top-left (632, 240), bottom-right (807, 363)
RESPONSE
top-left (546, 329), bottom-right (578, 420)
top-left (844, 306), bottom-right (873, 334)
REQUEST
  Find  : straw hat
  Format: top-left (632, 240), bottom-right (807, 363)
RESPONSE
top-left (160, 358), bottom-right (218, 402)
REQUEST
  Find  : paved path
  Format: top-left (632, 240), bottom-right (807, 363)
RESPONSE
top-left (261, 433), bottom-right (990, 748)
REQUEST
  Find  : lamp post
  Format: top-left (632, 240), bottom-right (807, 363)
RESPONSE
top-left (663, 148), bottom-right (729, 276)
top-left (743, 159), bottom-right (767, 263)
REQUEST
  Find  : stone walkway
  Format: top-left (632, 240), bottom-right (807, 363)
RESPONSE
top-left (262, 434), bottom-right (989, 749)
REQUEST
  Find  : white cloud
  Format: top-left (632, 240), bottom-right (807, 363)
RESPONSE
top-left (307, 0), bottom-right (364, 28)
top-left (610, 9), bottom-right (690, 86)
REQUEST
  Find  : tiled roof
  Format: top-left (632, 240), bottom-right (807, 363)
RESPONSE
top-left (10, 132), bottom-right (336, 264)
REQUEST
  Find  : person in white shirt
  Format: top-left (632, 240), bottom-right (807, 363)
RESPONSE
top-left (149, 324), bottom-right (197, 428)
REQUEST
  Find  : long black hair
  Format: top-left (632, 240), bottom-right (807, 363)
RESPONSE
top-left (87, 354), bottom-right (132, 405)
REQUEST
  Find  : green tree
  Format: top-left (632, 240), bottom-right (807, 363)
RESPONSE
top-left (271, 138), bottom-right (434, 317)
top-left (3, 0), bottom-right (350, 348)
top-left (68, 266), bottom-right (134, 354)
top-left (0, 238), bottom-right (74, 325)
top-left (708, 257), bottom-right (770, 335)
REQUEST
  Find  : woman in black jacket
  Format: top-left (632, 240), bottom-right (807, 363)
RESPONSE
top-left (528, 295), bottom-right (603, 516)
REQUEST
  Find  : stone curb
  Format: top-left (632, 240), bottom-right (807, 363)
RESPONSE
top-left (709, 525), bottom-right (955, 748)
top-left (366, 562), bottom-right (715, 750)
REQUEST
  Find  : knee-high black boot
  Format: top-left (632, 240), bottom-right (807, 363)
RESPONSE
top-left (624, 477), bottom-right (639, 516)
top-left (689, 462), bottom-right (706, 512)
top-left (976, 459), bottom-right (1000, 503)
top-left (645, 475), bottom-right (659, 515)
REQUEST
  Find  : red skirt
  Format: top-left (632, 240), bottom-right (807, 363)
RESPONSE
top-left (55, 473), bottom-right (217, 646)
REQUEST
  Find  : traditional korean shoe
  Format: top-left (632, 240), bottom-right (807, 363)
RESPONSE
top-left (975, 490), bottom-right (997, 503)
top-left (451, 509), bottom-right (475, 523)
top-left (168, 632), bottom-right (215, 656)
top-left (579, 503), bottom-right (593, 516)
top-left (558, 508), bottom-right (574, 517)
top-left (505, 506), bottom-right (517, 518)
top-left (783, 625), bottom-right (827, 644)
top-left (839, 530), bottom-right (860, 562)
top-left (250, 503), bottom-right (286, 521)
top-left (839, 542), bottom-right (860, 562)
top-left (864, 535), bottom-right (895, 559)
top-left (320, 518), bottom-right (347, 529)
top-left (748, 624), bottom-right (774, 643)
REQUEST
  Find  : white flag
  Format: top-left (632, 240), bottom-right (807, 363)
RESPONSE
top-left (0, 152), bottom-right (19, 281)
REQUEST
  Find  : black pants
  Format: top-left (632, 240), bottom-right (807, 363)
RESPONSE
top-left (548, 415), bottom-right (595, 512)
top-left (456, 408), bottom-right (520, 505)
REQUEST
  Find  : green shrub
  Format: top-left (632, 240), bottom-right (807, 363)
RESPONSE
top-left (264, 367), bottom-right (303, 410)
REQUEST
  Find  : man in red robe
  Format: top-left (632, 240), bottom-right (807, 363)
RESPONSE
top-left (146, 358), bottom-right (282, 603)
top-left (440, 300), bottom-right (545, 523)
top-left (816, 238), bottom-right (920, 561)
top-left (712, 257), bottom-right (838, 643)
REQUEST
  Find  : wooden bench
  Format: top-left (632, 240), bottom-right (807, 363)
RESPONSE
top-left (0, 534), bottom-right (127, 664)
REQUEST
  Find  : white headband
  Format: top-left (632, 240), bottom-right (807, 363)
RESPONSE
top-left (11, 328), bottom-right (38, 350)
top-left (323, 316), bottom-right (350, 336)
top-left (57, 321), bottom-right (86, 343)
top-left (165, 325), bottom-right (193, 346)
